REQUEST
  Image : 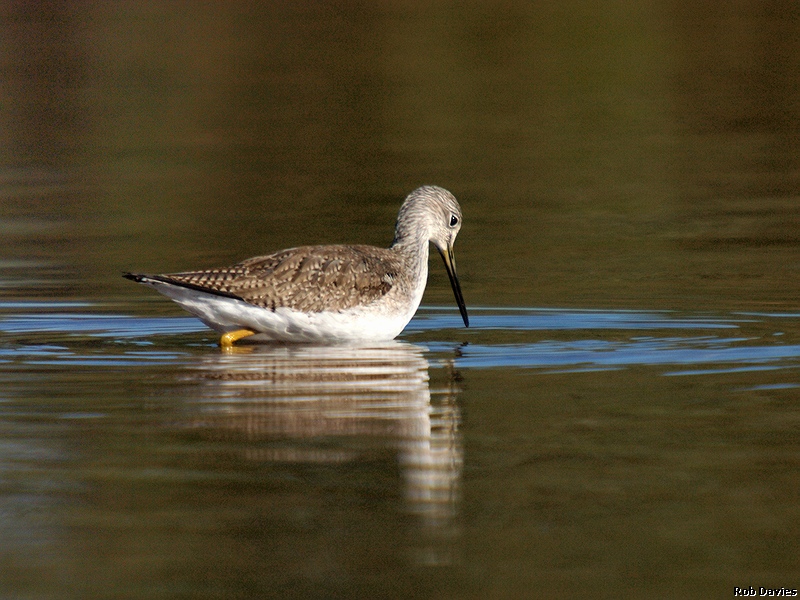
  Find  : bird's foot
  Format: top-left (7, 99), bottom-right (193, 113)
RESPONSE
top-left (220, 329), bottom-right (256, 348)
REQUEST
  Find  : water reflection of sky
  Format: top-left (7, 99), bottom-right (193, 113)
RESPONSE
top-left (410, 307), bottom-right (750, 330)
top-left (446, 339), bottom-right (800, 374)
top-left (0, 304), bottom-right (798, 378)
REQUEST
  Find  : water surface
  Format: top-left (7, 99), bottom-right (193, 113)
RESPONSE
top-left (1, 2), bottom-right (799, 598)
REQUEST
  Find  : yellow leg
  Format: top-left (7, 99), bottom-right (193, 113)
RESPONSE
top-left (220, 328), bottom-right (256, 348)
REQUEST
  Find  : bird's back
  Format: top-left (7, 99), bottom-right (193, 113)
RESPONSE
top-left (152, 244), bottom-right (404, 313)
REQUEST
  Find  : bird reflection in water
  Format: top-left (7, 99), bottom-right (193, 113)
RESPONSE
top-left (184, 341), bottom-right (462, 565)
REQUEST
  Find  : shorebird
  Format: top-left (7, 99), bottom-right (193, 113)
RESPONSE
top-left (124, 185), bottom-right (468, 346)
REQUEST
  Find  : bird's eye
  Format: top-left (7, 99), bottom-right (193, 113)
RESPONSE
top-left (449, 214), bottom-right (459, 227)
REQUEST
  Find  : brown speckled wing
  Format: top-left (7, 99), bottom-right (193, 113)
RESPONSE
top-left (158, 245), bottom-right (401, 313)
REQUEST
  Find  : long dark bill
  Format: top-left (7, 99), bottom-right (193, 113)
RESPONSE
top-left (437, 245), bottom-right (469, 328)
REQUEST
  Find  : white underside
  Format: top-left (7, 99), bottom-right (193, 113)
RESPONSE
top-left (142, 279), bottom-right (425, 343)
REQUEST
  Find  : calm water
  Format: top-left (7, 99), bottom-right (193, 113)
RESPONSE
top-left (2, 2), bottom-right (799, 599)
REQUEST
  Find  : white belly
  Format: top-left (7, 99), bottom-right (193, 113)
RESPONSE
top-left (145, 280), bottom-right (422, 343)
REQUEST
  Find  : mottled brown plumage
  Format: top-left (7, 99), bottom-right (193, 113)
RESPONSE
top-left (152, 245), bottom-right (402, 313)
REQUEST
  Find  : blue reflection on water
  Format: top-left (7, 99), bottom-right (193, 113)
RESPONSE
top-left (448, 339), bottom-right (800, 373)
top-left (0, 313), bottom-right (204, 337)
top-left (416, 308), bottom-right (800, 376)
top-left (0, 303), bottom-right (798, 375)
top-left (409, 307), bottom-right (748, 331)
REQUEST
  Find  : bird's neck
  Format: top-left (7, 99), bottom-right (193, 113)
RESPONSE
top-left (390, 234), bottom-right (430, 286)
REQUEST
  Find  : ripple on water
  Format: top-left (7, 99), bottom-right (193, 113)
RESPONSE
top-left (0, 303), bottom-right (798, 376)
top-left (415, 307), bottom-right (800, 376)
top-left (447, 338), bottom-right (800, 374)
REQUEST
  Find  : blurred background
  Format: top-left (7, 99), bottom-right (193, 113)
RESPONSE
top-left (1, 0), bottom-right (798, 311)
